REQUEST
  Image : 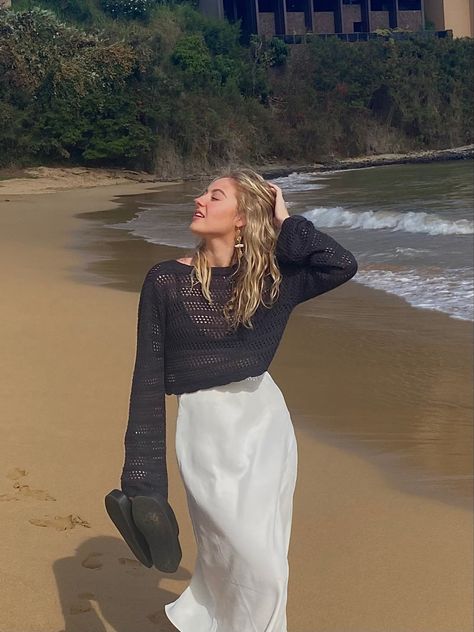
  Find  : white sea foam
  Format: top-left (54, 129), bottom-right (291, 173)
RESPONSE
top-left (353, 267), bottom-right (474, 322)
top-left (108, 209), bottom-right (194, 248)
top-left (302, 207), bottom-right (474, 236)
top-left (107, 176), bottom-right (473, 322)
top-left (270, 172), bottom-right (326, 191)
top-left (394, 247), bottom-right (431, 257)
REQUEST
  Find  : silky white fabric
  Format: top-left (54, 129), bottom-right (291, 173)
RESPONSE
top-left (164, 371), bottom-right (298, 632)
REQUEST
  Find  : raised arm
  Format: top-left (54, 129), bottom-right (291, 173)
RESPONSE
top-left (120, 265), bottom-right (168, 501)
top-left (275, 214), bottom-right (358, 306)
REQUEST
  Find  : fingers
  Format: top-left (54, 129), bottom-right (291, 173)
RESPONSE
top-left (267, 181), bottom-right (282, 197)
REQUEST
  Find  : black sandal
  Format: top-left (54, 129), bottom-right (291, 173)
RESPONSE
top-left (131, 493), bottom-right (182, 573)
top-left (104, 489), bottom-right (152, 568)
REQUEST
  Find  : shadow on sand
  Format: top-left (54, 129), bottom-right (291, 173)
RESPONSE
top-left (52, 535), bottom-right (190, 631)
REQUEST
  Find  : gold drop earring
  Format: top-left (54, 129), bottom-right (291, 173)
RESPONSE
top-left (234, 226), bottom-right (244, 259)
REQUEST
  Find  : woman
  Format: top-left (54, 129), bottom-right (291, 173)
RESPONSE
top-left (119, 168), bottom-right (358, 631)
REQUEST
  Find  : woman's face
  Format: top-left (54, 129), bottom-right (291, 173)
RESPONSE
top-left (191, 177), bottom-right (245, 238)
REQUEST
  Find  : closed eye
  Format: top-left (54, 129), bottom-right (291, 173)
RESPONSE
top-left (200, 189), bottom-right (224, 200)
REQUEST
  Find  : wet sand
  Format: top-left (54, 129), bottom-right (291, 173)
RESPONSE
top-left (0, 183), bottom-right (472, 632)
top-left (86, 183), bottom-right (474, 511)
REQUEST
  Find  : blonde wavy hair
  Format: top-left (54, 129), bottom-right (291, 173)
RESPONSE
top-left (185, 167), bottom-right (283, 332)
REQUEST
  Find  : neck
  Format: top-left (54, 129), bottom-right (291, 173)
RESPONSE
top-left (200, 234), bottom-right (237, 268)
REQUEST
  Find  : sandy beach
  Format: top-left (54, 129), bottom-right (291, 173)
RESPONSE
top-left (0, 176), bottom-right (472, 632)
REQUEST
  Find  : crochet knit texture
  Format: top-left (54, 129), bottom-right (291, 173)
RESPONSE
top-left (120, 214), bottom-right (358, 499)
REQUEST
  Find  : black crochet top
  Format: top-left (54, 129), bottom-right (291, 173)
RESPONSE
top-left (120, 214), bottom-right (358, 499)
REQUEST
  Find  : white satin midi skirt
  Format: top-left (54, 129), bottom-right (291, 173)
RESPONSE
top-left (164, 371), bottom-right (298, 632)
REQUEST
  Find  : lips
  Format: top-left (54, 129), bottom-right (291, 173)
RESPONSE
top-left (193, 212), bottom-right (205, 218)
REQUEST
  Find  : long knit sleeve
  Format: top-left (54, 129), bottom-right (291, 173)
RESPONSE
top-left (120, 266), bottom-right (168, 501)
top-left (275, 214), bottom-right (358, 305)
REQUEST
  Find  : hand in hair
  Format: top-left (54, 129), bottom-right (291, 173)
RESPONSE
top-left (267, 182), bottom-right (290, 229)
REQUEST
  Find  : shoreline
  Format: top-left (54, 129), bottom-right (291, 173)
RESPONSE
top-left (258, 143), bottom-right (474, 178)
top-left (0, 184), bottom-right (472, 631)
top-left (81, 187), bottom-right (473, 512)
top-left (1, 143), bottom-right (473, 194)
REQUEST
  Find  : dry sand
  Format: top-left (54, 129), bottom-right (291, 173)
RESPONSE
top-left (0, 166), bottom-right (169, 196)
top-left (0, 178), bottom-right (472, 632)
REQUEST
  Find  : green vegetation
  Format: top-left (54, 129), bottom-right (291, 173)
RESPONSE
top-left (1, 1), bottom-right (472, 175)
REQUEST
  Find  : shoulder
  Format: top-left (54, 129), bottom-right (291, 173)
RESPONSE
top-left (142, 260), bottom-right (182, 290)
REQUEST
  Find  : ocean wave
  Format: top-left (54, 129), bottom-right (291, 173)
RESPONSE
top-left (271, 172), bottom-right (326, 191)
top-left (394, 247), bottom-right (431, 256)
top-left (353, 267), bottom-right (473, 322)
top-left (303, 207), bottom-right (473, 236)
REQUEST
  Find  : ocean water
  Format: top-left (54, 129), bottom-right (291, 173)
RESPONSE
top-left (79, 159), bottom-right (473, 509)
top-left (108, 159), bottom-right (474, 322)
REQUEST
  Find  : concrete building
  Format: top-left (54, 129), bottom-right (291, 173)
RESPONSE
top-left (424, 0), bottom-right (473, 37)
top-left (199, 0), bottom-right (458, 39)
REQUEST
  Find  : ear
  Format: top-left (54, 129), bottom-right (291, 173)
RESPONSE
top-left (236, 214), bottom-right (246, 229)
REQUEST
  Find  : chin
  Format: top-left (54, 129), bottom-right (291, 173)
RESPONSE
top-left (190, 223), bottom-right (205, 235)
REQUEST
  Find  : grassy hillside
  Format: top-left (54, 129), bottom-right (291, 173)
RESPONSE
top-left (1, 0), bottom-right (472, 176)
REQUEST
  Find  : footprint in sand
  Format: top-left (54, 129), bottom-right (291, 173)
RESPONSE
top-left (13, 481), bottom-right (56, 500)
top-left (29, 514), bottom-right (91, 531)
top-left (118, 557), bottom-right (145, 574)
top-left (0, 467), bottom-right (56, 502)
top-left (118, 557), bottom-right (141, 569)
top-left (1, 483), bottom-right (56, 502)
top-left (0, 492), bottom-right (21, 502)
top-left (69, 601), bottom-right (92, 615)
top-left (69, 592), bottom-right (96, 614)
top-left (81, 552), bottom-right (103, 570)
top-left (6, 467), bottom-right (28, 480)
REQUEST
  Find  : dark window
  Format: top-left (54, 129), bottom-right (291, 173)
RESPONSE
top-left (398, 0), bottom-right (421, 9)
top-left (343, 0), bottom-right (361, 4)
top-left (353, 21), bottom-right (364, 31)
top-left (314, 0), bottom-right (335, 11)
top-left (370, 0), bottom-right (391, 10)
top-left (287, 0), bottom-right (306, 10)
top-left (223, 0), bottom-right (236, 21)
top-left (259, 0), bottom-right (275, 11)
